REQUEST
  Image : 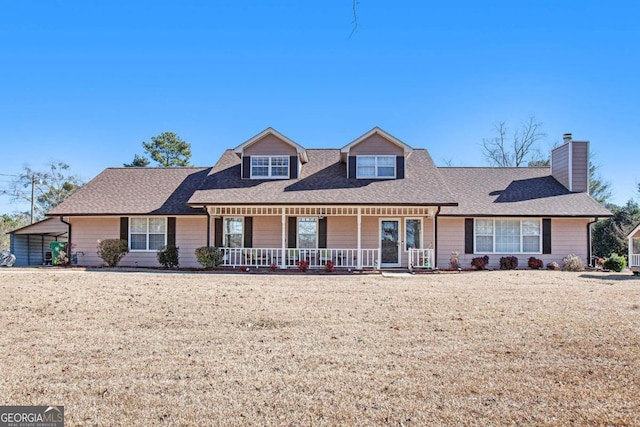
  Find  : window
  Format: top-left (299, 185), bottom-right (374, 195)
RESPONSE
top-left (130, 217), bottom-right (166, 251)
top-left (405, 219), bottom-right (422, 251)
top-left (224, 217), bottom-right (243, 248)
top-left (251, 156), bottom-right (289, 179)
top-left (475, 219), bottom-right (494, 252)
top-left (633, 238), bottom-right (640, 254)
top-left (356, 156), bottom-right (396, 178)
top-left (298, 217), bottom-right (318, 248)
top-left (474, 219), bottom-right (541, 253)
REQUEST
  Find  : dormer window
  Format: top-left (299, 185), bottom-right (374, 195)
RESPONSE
top-left (251, 156), bottom-right (290, 179)
top-left (356, 155), bottom-right (396, 179)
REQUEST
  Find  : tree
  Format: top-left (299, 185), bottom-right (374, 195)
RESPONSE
top-left (0, 213), bottom-right (29, 252)
top-left (589, 162), bottom-right (613, 205)
top-left (123, 154), bottom-right (150, 167)
top-left (592, 200), bottom-right (640, 260)
top-left (5, 162), bottom-right (84, 221)
top-left (142, 132), bottom-right (192, 167)
top-left (481, 117), bottom-right (546, 167)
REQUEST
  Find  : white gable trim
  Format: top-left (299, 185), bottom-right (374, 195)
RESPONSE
top-left (340, 127), bottom-right (414, 155)
top-left (234, 127), bottom-right (308, 163)
top-left (628, 222), bottom-right (640, 239)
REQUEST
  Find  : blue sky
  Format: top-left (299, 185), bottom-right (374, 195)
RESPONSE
top-left (1, 0), bottom-right (639, 214)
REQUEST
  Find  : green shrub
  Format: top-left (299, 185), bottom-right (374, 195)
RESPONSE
top-left (471, 255), bottom-right (489, 270)
top-left (500, 256), bottom-right (519, 270)
top-left (157, 245), bottom-right (179, 268)
top-left (563, 254), bottom-right (584, 272)
top-left (528, 257), bottom-right (543, 269)
top-left (195, 246), bottom-right (223, 269)
top-left (97, 239), bottom-right (129, 267)
top-left (603, 253), bottom-right (626, 272)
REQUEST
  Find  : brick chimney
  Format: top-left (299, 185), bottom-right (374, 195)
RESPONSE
top-left (551, 133), bottom-right (589, 193)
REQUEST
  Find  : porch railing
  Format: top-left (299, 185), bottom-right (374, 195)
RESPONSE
top-left (408, 248), bottom-right (435, 270)
top-left (631, 254), bottom-right (640, 268)
top-left (219, 248), bottom-right (379, 269)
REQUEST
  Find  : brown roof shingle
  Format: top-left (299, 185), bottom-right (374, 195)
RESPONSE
top-left (187, 149), bottom-right (458, 206)
top-left (438, 167), bottom-right (612, 217)
top-left (48, 167), bottom-right (210, 216)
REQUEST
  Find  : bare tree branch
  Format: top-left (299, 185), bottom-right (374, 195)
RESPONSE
top-left (349, 0), bottom-right (360, 38)
top-left (481, 117), bottom-right (546, 167)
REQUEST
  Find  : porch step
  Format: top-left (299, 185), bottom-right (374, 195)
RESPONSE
top-left (381, 270), bottom-right (412, 278)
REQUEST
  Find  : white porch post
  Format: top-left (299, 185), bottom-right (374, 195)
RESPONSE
top-left (357, 207), bottom-right (362, 270)
top-left (281, 209), bottom-right (287, 269)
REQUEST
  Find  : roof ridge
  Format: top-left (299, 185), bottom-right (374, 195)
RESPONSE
top-left (106, 166), bottom-right (209, 170)
top-left (438, 166), bottom-right (550, 169)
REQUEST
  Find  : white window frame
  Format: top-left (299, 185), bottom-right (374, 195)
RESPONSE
top-left (404, 217), bottom-right (423, 252)
top-left (223, 217), bottom-right (244, 248)
top-left (632, 237), bottom-right (640, 254)
top-left (297, 217), bottom-right (318, 249)
top-left (250, 156), bottom-right (290, 179)
top-left (473, 218), bottom-right (542, 254)
top-left (356, 155), bottom-right (396, 179)
top-left (129, 217), bottom-right (167, 252)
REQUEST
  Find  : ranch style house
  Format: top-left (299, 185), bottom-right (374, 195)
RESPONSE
top-left (47, 127), bottom-right (612, 270)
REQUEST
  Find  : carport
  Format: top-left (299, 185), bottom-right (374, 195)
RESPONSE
top-left (9, 218), bottom-right (69, 266)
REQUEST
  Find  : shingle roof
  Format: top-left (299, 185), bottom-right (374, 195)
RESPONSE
top-left (438, 167), bottom-right (612, 217)
top-left (48, 167), bottom-right (210, 216)
top-left (187, 149), bottom-right (458, 206)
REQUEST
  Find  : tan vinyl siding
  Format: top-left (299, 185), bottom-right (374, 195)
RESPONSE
top-left (436, 218), bottom-right (467, 269)
top-left (550, 218), bottom-right (588, 263)
top-left (571, 142), bottom-right (589, 193)
top-left (424, 217), bottom-right (435, 250)
top-left (175, 217), bottom-right (208, 268)
top-left (71, 216), bottom-right (208, 268)
top-left (253, 216), bottom-right (282, 248)
top-left (71, 217), bottom-right (120, 266)
top-left (327, 216), bottom-right (358, 248)
top-left (244, 134), bottom-right (297, 156)
top-left (349, 134), bottom-right (404, 155)
top-left (552, 144), bottom-right (570, 190)
top-left (361, 217), bottom-right (380, 249)
top-left (436, 217), bottom-right (589, 269)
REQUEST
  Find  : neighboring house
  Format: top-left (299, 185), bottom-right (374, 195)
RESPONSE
top-left (628, 223), bottom-right (640, 275)
top-left (47, 128), bottom-right (611, 270)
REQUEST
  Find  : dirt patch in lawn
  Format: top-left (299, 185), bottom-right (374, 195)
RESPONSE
top-left (0, 269), bottom-right (638, 426)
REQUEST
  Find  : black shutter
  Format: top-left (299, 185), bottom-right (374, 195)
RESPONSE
top-left (465, 218), bottom-right (474, 254)
top-left (244, 217), bottom-right (253, 248)
top-left (242, 156), bottom-right (251, 179)
top-left (348, 156), bottom-right (356, 179)
top-left (396, 156), bottom-right (405, 179)
top-left (289, 156), bottom-right (298, 179)
top-left (288, 217), bottom-right (297, 248)
top-left (542, 218), bottom-right (552, 254)
top-left (120, 217), bottom-right (129, 243)
top-left (318, 217), bottom-right (327, 248)
top-left (214, 218), bottom-right (223, 247)
top-left (167, 217), bottom-right (176, 247)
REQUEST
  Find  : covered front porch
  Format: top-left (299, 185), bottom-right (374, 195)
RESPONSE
top-left (207, 205), bottom-right (437, 269)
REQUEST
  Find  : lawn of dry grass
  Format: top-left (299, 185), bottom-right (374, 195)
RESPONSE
top-left (0, 268), bottom-right (639, 426)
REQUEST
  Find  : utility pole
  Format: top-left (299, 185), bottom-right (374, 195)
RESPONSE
top-left (30, 175), bottom-right (36, 224)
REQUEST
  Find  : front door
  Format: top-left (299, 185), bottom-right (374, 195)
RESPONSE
top-left (380, 219), bottom-right (400, 267)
